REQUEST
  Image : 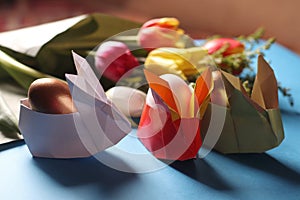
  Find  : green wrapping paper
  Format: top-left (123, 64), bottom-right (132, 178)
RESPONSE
top-left (201, 55), bottom-right (284, 153)
top-left (0, 13), bottom-right (141, 79)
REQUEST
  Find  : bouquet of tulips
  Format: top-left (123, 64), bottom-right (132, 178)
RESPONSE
top-left (0, 14), bottom-right (288, 160)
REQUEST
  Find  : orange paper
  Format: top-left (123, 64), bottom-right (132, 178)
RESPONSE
top-left (137, 69), bottom-right (213, 160)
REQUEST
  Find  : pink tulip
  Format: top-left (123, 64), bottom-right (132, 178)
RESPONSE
top-left (137, 17), bottom-right (184, 51)
top-left (95, 41), bottom-right (139, 82)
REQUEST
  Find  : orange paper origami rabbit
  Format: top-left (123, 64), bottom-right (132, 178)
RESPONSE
top-left (137, 68), bottom-right (213, 161)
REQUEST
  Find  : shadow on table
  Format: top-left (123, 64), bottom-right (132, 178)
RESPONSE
top-left (32, 151), bottom-right (137, 192)
top-left (225, 152), bottom-right (300, 185)
top-left (169, 151), bottom-right (300, 191)
top-left (169, 159), bottom-right (233, 191)
top-left (0, 140), bottom-right (25, 151)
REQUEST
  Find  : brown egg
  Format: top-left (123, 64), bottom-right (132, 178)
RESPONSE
top-left (28, 78), bottom-right (77, 114)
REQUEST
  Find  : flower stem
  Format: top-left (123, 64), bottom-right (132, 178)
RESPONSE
top-left (0, 50), bottom-right (54, 90)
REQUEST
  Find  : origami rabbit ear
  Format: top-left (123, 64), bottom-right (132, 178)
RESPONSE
top-left (192, 68), bottom-right (214, 118)
top-left (144, 70), bottom-right (179, 113)
top-left (71, 51), bottom-right (107, 103)
top-left (251, 55), bottom-right (279, 109)
top-left (67, 53), bottom-right (131, 148)
top-left (221, 70), bottom-right (248, 99)
top-left (194, 67), bottom-right (213, 106)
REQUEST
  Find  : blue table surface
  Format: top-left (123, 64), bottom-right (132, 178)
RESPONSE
top-left (1, 42), bottom-right (300, 200)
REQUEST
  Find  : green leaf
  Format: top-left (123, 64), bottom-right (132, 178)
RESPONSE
top-left (247, 27), bottom-right (265, 41)
top-left (0, 93), bottom-right (21, 140)
top-left (0, 66), bottom-right (9, 79)
top-left (0, 50), bottom-right (54, 90)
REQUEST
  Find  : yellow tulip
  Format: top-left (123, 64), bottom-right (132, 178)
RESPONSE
top-left (144, 47), bottom-right (208, 80)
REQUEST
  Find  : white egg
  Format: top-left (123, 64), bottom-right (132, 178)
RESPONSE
top-left (106, 86), bottom-right (147, 117)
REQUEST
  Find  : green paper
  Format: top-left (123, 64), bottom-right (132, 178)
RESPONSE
top-left (201, 56), bottom-right (284, 153)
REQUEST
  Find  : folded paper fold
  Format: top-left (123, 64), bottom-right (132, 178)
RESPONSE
top-left (18, 52), bottom-right (131, 158)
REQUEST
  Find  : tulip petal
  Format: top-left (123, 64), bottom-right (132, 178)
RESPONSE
top-left (137, 17), bottom-right (185, 50)
top-left (94, 41), bottom-right (139, 82)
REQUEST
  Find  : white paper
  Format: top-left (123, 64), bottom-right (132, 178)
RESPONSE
top-left (0, 15), bottom-right (86, 57)
top-left (18, 52), bottom-right (131, 158)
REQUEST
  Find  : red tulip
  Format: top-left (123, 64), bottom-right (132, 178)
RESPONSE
top-left (204, 38), bottom-right (245, 75)
top-left (95, 41), bottom-right (139, 82)
top-left (204, 38), bottom-right (245, 56)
